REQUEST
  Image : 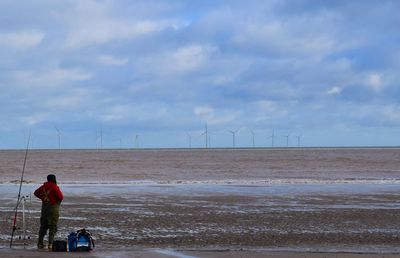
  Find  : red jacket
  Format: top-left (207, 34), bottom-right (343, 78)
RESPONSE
top-left (34, 182), bottom-right (64, 205)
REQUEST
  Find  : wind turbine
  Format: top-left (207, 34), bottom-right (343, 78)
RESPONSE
top-left (267, 129), bottom-right (275, 147)
top-left (283, 133), bottom-right (290, 147)
top-left (95, 129), bottom-right (103, 150)
top-left (295, 135), bottom-right (302, 147)
top-left (100, 128), bottom-right (103, 149)
top-left (250, 129), bottom-right (255, 148)
top-left (200, 123), bottom-right (209, 148)
top-left (228, 128), bottom-right (240, 148)
top-left (186, 132), bottom-right (192, 148)
top-left (135, 134), bottom-right (139, 148)
top-left (55, 127), bottom-right (61, 151)
top-left (95, 131), bottom-right (98, 150)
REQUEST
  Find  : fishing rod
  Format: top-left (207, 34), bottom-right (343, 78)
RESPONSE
top-left (10, 131), bottom-right (31, 248)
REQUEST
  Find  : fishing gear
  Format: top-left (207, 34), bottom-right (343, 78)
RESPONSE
top-left (10, 131), bottom-right (31, 248)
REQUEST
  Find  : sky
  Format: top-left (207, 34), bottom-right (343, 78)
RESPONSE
top-left (0, 0), bottom-right (399, 149)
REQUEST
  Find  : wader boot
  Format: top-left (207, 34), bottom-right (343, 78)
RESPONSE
top-left (37, 241), bottom-right (45, 249)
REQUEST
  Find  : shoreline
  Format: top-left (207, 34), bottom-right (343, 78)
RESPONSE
top-left (1, 146), bottom-right (400, 151)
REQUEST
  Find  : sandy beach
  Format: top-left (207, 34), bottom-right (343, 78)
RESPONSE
top-left (1, 149), bottom-right (400, 257)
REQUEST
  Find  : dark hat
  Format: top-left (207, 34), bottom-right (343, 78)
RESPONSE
top-left (47, 174), bottom-right (57, 184)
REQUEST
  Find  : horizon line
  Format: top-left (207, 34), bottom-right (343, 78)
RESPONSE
top-left (1, 146), bottom-right (400, 151)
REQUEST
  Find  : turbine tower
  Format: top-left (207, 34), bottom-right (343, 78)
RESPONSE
top-left (135, 134), bottom-right (139, 148)
top-left (200, 123), bottom-right (208, 148)
top-left (95, 129), bottom-right (103, 150)
top-left (250, 129), bottom-right (255, 148)
top-left (268, 129), bottom-right (275, 147)
top-left (186, 132), bottom-right (192, 148)
top-left (283, 133), bottom-right (290, 147)
top-left (55, 127), bottom-right (61, 151)
top-left (100, 128), bottom-right (103, 149)
top-left (228, 129), bottom-right (239, 148)
top-left (295, 135), bottom-right (302, 147)
top-left (95, 131), bottom-right (98, 150)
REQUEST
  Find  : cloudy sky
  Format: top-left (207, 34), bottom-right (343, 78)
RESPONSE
top-left (1, 0), bottom-right (399, 149)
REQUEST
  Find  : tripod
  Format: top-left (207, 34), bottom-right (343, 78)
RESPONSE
top-left (11, 194), bottom-right (32, 248)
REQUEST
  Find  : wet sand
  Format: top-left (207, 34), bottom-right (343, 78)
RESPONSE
top-left (2, 183), bottom-right (400, 254)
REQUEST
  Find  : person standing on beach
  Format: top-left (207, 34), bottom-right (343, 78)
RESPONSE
top-left (34, 174), bottom-right (64, 249)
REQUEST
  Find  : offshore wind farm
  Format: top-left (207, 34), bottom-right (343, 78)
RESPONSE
top-left (2, 123), bottom-right (400, 151)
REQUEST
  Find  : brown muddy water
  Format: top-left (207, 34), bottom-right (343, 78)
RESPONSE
top-left (1, 148), bottom-right (400, 253)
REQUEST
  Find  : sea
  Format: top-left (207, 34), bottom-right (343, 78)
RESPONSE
top-left (1, 148), bottom-right (400, 252)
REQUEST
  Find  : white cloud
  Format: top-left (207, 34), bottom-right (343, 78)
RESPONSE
top-left (0, 31), bottom-right (44, 49)
top-left (327, 86), bottom-right (342, 95)
top-left (256, 100), bottom-right (287, 116)
top-left (367, 73), bottom-right (383, 91)
top-left (143, 44), bottom-right (216, 75)
top-left (66, 19), bottom-right (181, 48)
top-left (194, 105), bottom-right (214, 118)
top-left (384, 105), bottom-right (400, 122)
top-left (213, 75), bottom-right (234, 85)
top-left (12, 68), bottom-right (92, 89)
top-left (19, 113), bottom-right (48, 126)
top-left (193, 105), bottom-right (237, 125)
top-left (98, 55), bottom-right (129, 65)
top-left (99, 103), bottom-right (169, 123)
top-left (229, 10), bottom-right (361, 60)
top-left (173, 45), bottom-right (215, 71)
top-left (44, 88), bottom-right (91, 110)
top-left (63, 1), bottom-right (188, 48)
top-left (100, 104), bottom-right (130, 122)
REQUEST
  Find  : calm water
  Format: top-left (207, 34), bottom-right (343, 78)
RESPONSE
top-left (0, 148), bottom-right (400, 184)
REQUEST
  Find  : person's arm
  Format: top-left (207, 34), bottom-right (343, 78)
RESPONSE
top-left (54, 186), bottom-right (64, 202)
top-left (34, 185), bottom-right (43, 200)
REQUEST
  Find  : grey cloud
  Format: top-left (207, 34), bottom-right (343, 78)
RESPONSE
top-left (0, 0), bottom-right (399, 147)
